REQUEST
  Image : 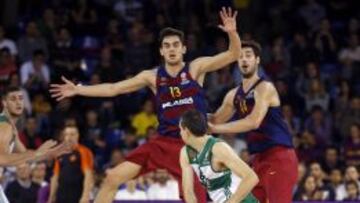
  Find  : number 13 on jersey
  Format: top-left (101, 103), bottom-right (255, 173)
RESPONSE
top-left (169, 86), bottom-right (181, 98)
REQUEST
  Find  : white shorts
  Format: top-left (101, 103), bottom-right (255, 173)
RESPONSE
top-left (0, 185), bottom-right (9, 203)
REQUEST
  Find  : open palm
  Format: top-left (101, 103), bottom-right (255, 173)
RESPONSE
top-left (50, 76), bottom-right (77, 101)
top-left (218, 7), bottom-right (238, 33)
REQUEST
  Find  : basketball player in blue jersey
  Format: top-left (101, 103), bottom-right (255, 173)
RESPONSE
top-left (50, 7), bottom-right (241, 203)
top-left (209, 41), bottom-right (298, 203)
top-left (0, 86), bottom-right (72, 203)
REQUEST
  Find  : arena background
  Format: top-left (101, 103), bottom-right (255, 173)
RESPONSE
top-left (0, 0), bottom-right (359, 202)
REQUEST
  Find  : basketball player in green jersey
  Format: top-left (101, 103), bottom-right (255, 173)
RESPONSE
top-left (179, 109), bottom-right (259, 203)
top-left (0, 86), bottom-right (71, 203)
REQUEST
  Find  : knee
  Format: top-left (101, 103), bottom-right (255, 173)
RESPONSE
top-left (102, 173), bottom-right (120, 189)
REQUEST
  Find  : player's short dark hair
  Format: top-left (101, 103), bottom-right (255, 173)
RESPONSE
top-left (1, 86), bottom-right (21, 99)
top-left (242, 40), bottom-right (261, 57)
top-left (180, 109), bottom-right (207, 137)
top-left (158, 27), bottom-right (185, 46)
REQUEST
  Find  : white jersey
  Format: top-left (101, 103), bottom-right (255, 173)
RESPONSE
top-left (0, 113), bottom-right (16, 203)
top-left (186, 137), bottom-right (257, 203)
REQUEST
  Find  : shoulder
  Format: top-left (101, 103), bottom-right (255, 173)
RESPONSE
top-left (212, 141), bottom-right (232, 157)
top-left (189, 57), bottom-right (211, 69)
top-left (0, 122), bottom-right (12, 134)
top-left (255, 80), bottom-right (276, 96)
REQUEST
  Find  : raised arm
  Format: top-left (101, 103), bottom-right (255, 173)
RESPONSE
top-left (190, 7), bottom-right (241, 79)
top-left (180, 147), bottom-right (197, 203)
top-left (210, 82), bottom-right (276, 134)
top-left (50, 70), bottom-right (155, 101)
top-left (213, 142), bottom-right (258, 203)
top-left (208, 88), bottom-right (236, 124)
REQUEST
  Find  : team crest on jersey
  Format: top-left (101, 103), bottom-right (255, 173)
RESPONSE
top-left (180, 72), bottom-right (190, 85)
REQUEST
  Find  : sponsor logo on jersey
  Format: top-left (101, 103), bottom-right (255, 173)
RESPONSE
top-left (162, 97), bottom-right (194, 109)
top-left (159, 77), bottom-right (167, 86)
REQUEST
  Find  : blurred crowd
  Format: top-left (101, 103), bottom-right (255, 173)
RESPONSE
top-left (0, 0), bottom-right (359, 202)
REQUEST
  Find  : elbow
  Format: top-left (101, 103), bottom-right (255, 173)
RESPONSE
top-left (247, 171), bottom-right (259, 189)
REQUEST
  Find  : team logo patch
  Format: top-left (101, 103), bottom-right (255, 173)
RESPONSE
top-left (180, 72), bottom-right (190, 85)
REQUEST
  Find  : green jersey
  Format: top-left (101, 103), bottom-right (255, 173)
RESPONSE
top-left (186, 136), bottom-right (258, 203)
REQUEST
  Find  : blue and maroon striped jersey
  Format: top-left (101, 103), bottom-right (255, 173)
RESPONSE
top-left (155, 64), bottom-right (207, 138)
top-left (233, 77), bottom-right (293, 154)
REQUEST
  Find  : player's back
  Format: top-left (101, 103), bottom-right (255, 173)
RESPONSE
top-left (233, 77), bottom-right (293, 154)
top-left (155, 64), bottom-right (207, 138)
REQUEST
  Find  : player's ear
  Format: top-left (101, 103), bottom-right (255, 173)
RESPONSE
top-left (182, 45), bottom-right (187, 55)
top-left (159, 47), bottom-right (164, 56)
top-left (256, 56), bottom-right (260, 65)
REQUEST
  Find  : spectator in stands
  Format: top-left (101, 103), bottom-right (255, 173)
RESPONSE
top-left (343, 180), bottom-right (360, 201)
top-left (95, 46), bottom-right (123, 83)
top-left (0, 48), bottom-right (17, 82)
top-left (19, 115), bottom-right (43, 149)
top-left (20, 50), bottom-right (50, 94)
top-left (294, 174), bottom-right (324, 200)
top-left (309, 162), bottom-right (335, 200)
top-left (37, 8), bottom-right (57, 44)
top-left (344, 123), bottom-right (360, 166)
top-left (147, 169), bottom-right (180, 200)
top-left (17, 21), bottom-right (48, 62)
top-left (32, 162), bottom-right (48, 187)
top-left (48, 124), bottom-right (94, 203)
top-left (328, 168), bottom-right (343, 198)
top-left (114, 179), bottom-right (147, 200)
top-left (282, 104), bottom-right (301, 137)
top-left (320, 146), bottom-right (345, 174)
top-left (103, 149), bottom-right (125, 170)
top-left (131, 99), bottom-right (158, 138)
top-left (338, 34), bottom-right (360, 63)
top-left (304, 106), bottom-right (332, 145)
top-left (299, 0), bottom-right (326, 31)
top-left (337, 96), bottom-right (360, 138)
top-left (336, 166), bottom-right (360, 200)
top-left (304, 79), bottom-right (330, 112)
top-left (0, 25), bottom-right (18, 57)
top-left (5, 163), bottom-right (40, 203)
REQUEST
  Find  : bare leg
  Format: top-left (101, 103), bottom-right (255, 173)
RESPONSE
top-left (94, 161), bottom-right (141, 203)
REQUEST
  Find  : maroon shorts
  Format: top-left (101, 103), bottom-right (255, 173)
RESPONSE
top-left (126, 136), bottom-right (207, 203)
top-left (251, 146), bottom-right (298, 203)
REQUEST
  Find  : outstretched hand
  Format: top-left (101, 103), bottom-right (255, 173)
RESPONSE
top-left (218, 7), bottom-right (238, 33)
top-left (35, 140), bottom-right (75, 161)
top-left (50, 76), bottom-right (77, 101)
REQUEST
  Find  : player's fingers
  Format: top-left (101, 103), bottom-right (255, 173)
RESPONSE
top-left (56, 95), bottom-right (66, 101)
top-left (233, 10), bottom-right (238, 19)
top-left (51, 92), bottom-right (63, 98)
top-left (61, 76), bottom-right (72, 85)
top-left (222, 7), bottom-right (227, 18)
top-left (219, 10), bottom-right (225, 22)
top-left (227, 7), bottom-right (232, 17)
top-left (50, 84), bottom-right (61, 88)
top-left (218, 25), bottom-right (226, 32)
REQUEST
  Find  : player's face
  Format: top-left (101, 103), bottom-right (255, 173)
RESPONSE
top-left (160, 36), bottom-right (186, 66)
top-left (2, 91), bottom-right (24, 117)
top-left (63, 127), bottom-right (80, 144)
top-left (238, 47), bottom-right (259, 78)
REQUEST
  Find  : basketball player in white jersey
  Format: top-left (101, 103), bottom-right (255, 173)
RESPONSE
top-left (0, 86), bottom-right (71, 203)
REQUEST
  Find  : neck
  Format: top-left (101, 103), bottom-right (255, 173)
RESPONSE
top-left (165, 62), bottom-right (184, 77)
top-left (188, 135), bottom-right (210, 152)
top-left (3, 110), bottom-right (19, 124)
top-left (242, 73), bottom-right (260, 89)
